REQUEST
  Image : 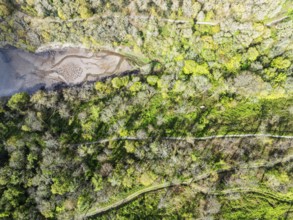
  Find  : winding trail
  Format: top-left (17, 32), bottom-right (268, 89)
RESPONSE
top-left (78, 182), bottom-right (178, 219)
top-left (210, 188), bottom-right (293, 203)
top-left (76, 154), bottom-right (293, 219)
top-left (71, 133), bottom-right (293, 147)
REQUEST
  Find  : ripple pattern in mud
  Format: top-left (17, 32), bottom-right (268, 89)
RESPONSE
top-left (55, 63), bottom-right (83, 82)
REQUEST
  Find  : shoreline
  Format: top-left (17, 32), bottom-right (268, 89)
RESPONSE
top-left (0, 69), bottom-right (140, 100)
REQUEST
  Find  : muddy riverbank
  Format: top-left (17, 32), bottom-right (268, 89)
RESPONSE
top-left (0, 45), bottom-right (133, 97)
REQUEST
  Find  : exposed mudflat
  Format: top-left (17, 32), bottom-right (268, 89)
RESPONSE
top-left (0, 46), bottom-right (132, 97)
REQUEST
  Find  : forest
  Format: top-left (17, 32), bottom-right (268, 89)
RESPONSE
top-left (0, 71), bottom-right (292, 219)
top-left (0, 0), bottom-right (292, 219)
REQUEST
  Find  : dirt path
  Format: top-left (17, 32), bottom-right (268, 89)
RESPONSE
top-left (70, 133), bottom-right (293, 148)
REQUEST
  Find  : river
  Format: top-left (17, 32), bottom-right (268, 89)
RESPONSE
top-left (0, 46), bottom-right (132, 97)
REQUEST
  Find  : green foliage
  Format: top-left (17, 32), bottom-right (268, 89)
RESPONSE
top-left (173, 80), bottom-right (186, 93)
top-left (7, 92), bottom-right (30, 111)
top-left (146, 75), bottom-right (159, 86)
top-left (21, 5), bottom-right (37, 16)
top-left (271, 57), bottom-right (291, 69)
top-left (201, 49), bottom-right (216, 61)
top-left (123, 141), bottom-right (136, 153)
top-left (139, 172), bottom-right (157, 186)
top-left (221, 195), bottom-right (292, 220)
top-left (129, 81), bottom-right (142, 92)
top-left (95, 81), bottom-right (110, 94)
top-left (2, 187), bottom-right (23, 207)
top-left (195, 24), bottom-right (220, 35)
top-left (51, 177), bottom-right (75, 195)
top-left (0, 81), bottom-right (292, 218)
top-left (183, 60), bottom-right (210, 75)
top-left (0, 122), bottom-right (7, 137)
top-left (224, 55), bottom-right (242, 73)
top-left (159, 24), bottom-right (171, 38)
top-left (91, 174), bottom-right (103, 192)
top-left (111, 76), bottom-right (129, 89)
top-left (221, 102), bottom-right (261, 121)
top-left (264, 68), bottom-right (287, 86)
top-left (247, 47), bottom-right (259, 62)
top-left (57, 8), bottom-right (69, 20)
top-left (0, 3), bottom-right (10, 16)
top-left (79, 5), bottom-right (93, 19)
top-left (77, 195), bottom-right (91, 211)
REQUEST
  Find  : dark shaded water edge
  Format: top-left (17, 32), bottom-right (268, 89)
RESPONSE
top-left (0, 69), bottom-right (140, 101)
